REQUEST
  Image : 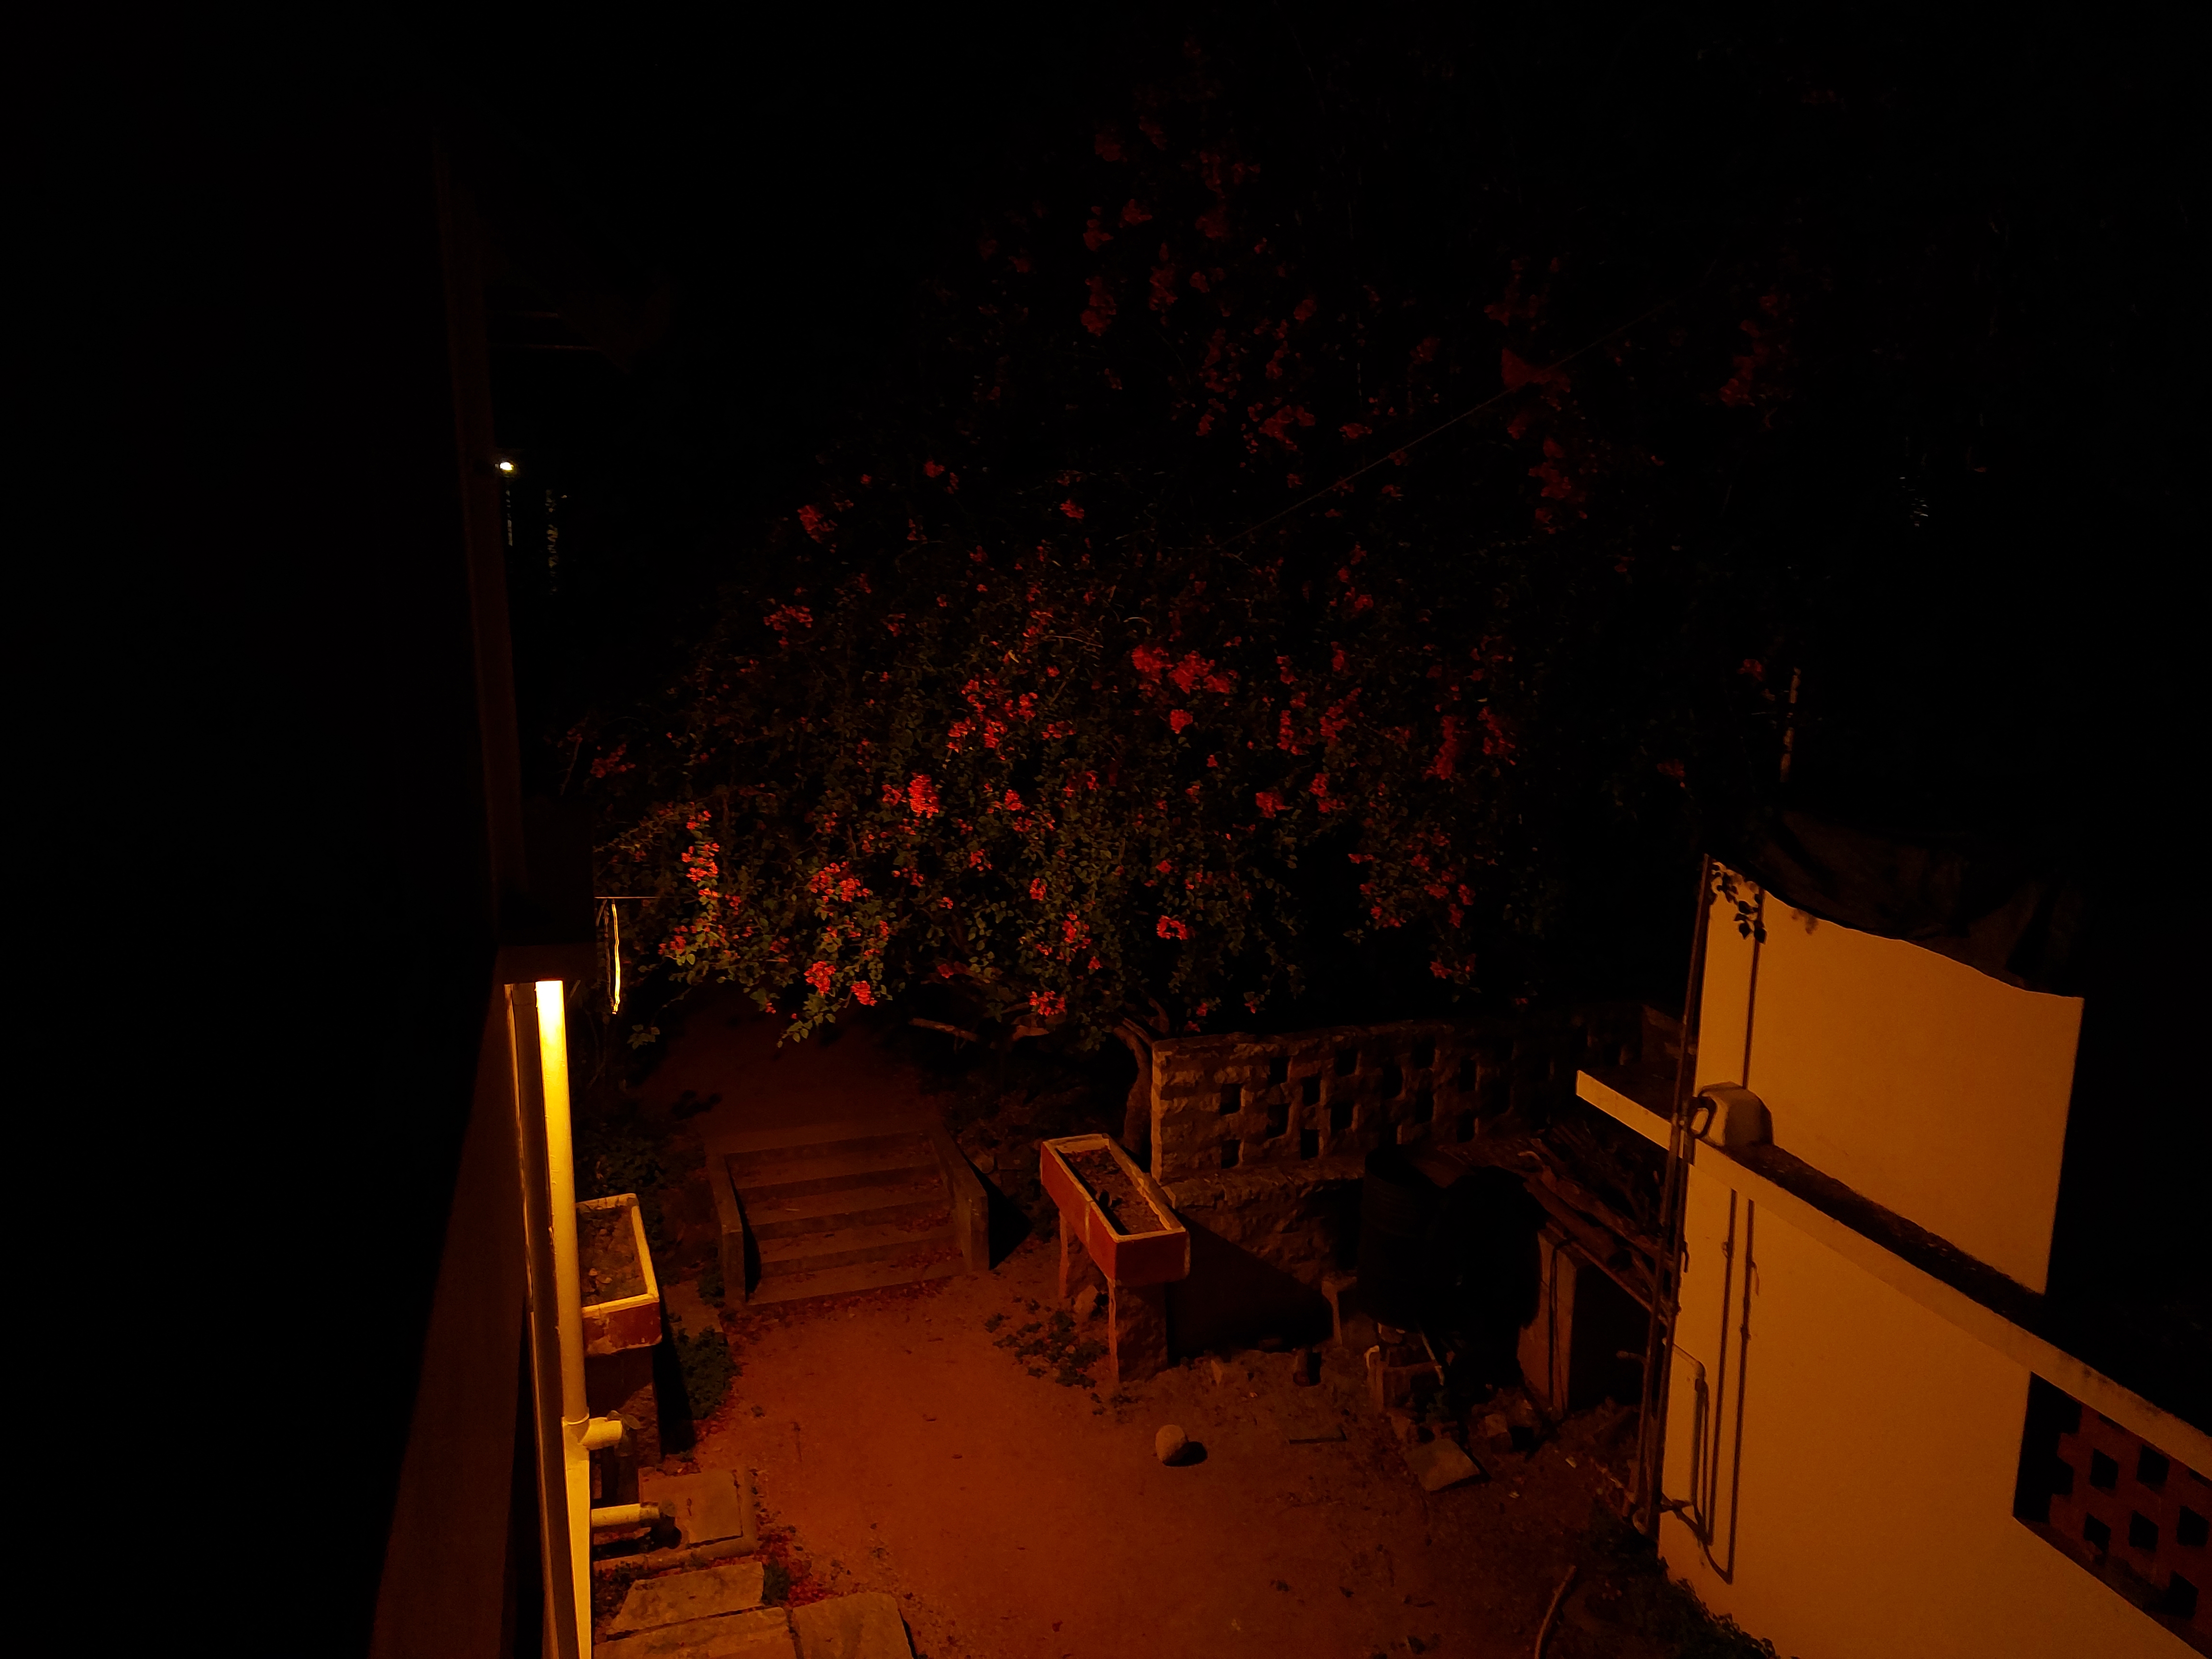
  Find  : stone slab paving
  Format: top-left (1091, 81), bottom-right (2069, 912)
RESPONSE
top-left (611, 1561), bottom-right (768, 1634)
top-left (638, 1469), bottom-right (751, 1546)
top-left (597, 1606), bottom-right (795, 1658)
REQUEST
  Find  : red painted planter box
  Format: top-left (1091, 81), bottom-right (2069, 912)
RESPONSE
top-left (579, 1193), bottom-right (663, 1356)
top-left (1040, 1134), bottom-right (1190, 1286)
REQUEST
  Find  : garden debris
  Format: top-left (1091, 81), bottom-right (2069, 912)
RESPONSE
top-left (990, 1305), bottom-right (1106, 1386)
top-left (1404, 1437), bottom-right (1483, 1493)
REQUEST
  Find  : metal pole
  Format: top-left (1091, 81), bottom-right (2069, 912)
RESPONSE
top-left (1633, 854), bottom-right (1714, 1537)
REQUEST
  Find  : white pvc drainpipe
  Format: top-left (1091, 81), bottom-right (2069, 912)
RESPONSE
top-left (517, 980), bottom-right (649, 1657)
top-left (589, 1503), bottom-right (666, 1530)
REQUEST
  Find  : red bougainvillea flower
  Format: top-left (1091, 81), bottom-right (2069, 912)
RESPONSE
top-left (1059, 498), bottom-right (1085, 520)
top-left (851, 981), bottom-right (876, 1006)
top-left (906, 774), bottom-right (941, 816)
top-left (795, 504), bottom-right (836, 542)
top-left (1168, 708), bottom-right (1194, 733)
top-left (1156, 916), bottom-right (1191, 940)
top-left (1426, 716), bottom-right (1462, 781)
top-left (805, 961), bottom-right (835, 993)
top-left (1254, 790), bottom-right (1283, 818)
top-left (763, 604), bottom-right (813, 636)
top-left (1029, 988), bottom-right (1066, 1018)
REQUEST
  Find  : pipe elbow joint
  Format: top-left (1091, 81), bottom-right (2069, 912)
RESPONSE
top-left (580, 1415), bottom-right (630, 1454)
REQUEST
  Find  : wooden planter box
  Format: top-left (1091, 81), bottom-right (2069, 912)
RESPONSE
top-left (1040, 1134), bottom-right (1190, 1285)
top-left (579, 1193), bottom-right (662, 1356)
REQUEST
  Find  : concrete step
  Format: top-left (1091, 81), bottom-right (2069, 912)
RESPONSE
top-left (756, 1218), bottom-right (955, 1277)
top-left (713, 1112), bottom-right (930, 1158)
top-left (745, 1252), bottom-right (965, 1307)
top-left (728, 1141), bottom-right (939, 1203)
top-left (725, 1127), bottom-right (930, 1178)
top-left (740, 1178), bottom-right (947, 1241)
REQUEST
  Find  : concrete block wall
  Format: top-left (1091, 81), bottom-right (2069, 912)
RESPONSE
top-left (1149, 1007), bottom-right (1642, 1350)
top-left (1150, 1013), bottom-right (1630, 1186)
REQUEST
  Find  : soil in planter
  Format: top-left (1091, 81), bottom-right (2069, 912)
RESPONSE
top-left (1066, 1148), bottom-right (1165, 1237)
top-left (580, 1205), bottom-right (649, 1303)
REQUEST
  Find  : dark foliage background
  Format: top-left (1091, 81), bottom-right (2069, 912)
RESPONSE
top-left (434, 6), bottom-right (2198, 1037)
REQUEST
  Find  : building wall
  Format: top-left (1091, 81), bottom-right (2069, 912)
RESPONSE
top-left (370, 997), bottom-right (531, 1659)
top-left (1660, 1161), bottom-right (2186, 1657)
top-left (1696, 876), bottom-right (2083, 1291)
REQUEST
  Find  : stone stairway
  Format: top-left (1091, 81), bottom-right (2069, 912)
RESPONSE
top-left (708, 1114), bottom-right (987, 1306)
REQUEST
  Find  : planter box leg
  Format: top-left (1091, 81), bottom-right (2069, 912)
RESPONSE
top-left (1058, 1214), bottom-right (1095, 1305)
top-left (1108, 1281), bottom-right (1170, 1387)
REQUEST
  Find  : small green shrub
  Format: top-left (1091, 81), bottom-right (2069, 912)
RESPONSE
top-left (761, 1557), bottom-right (792, 1604)
top-left (574, 1100), bottom-right (679, 1251)
top-left (675, 1327), bottom-right (737, 1420)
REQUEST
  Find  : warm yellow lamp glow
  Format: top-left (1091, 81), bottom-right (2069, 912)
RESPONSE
top-left (498, 458), bottom-right (516, 473)
top-left (534, 980), bottom-right (593, 1653)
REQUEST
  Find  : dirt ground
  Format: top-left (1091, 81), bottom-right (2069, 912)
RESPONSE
top-left (658, 1242), bottom-right (1692, 1659)
top-left (599, 993), bottom-right (1765, 1659)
